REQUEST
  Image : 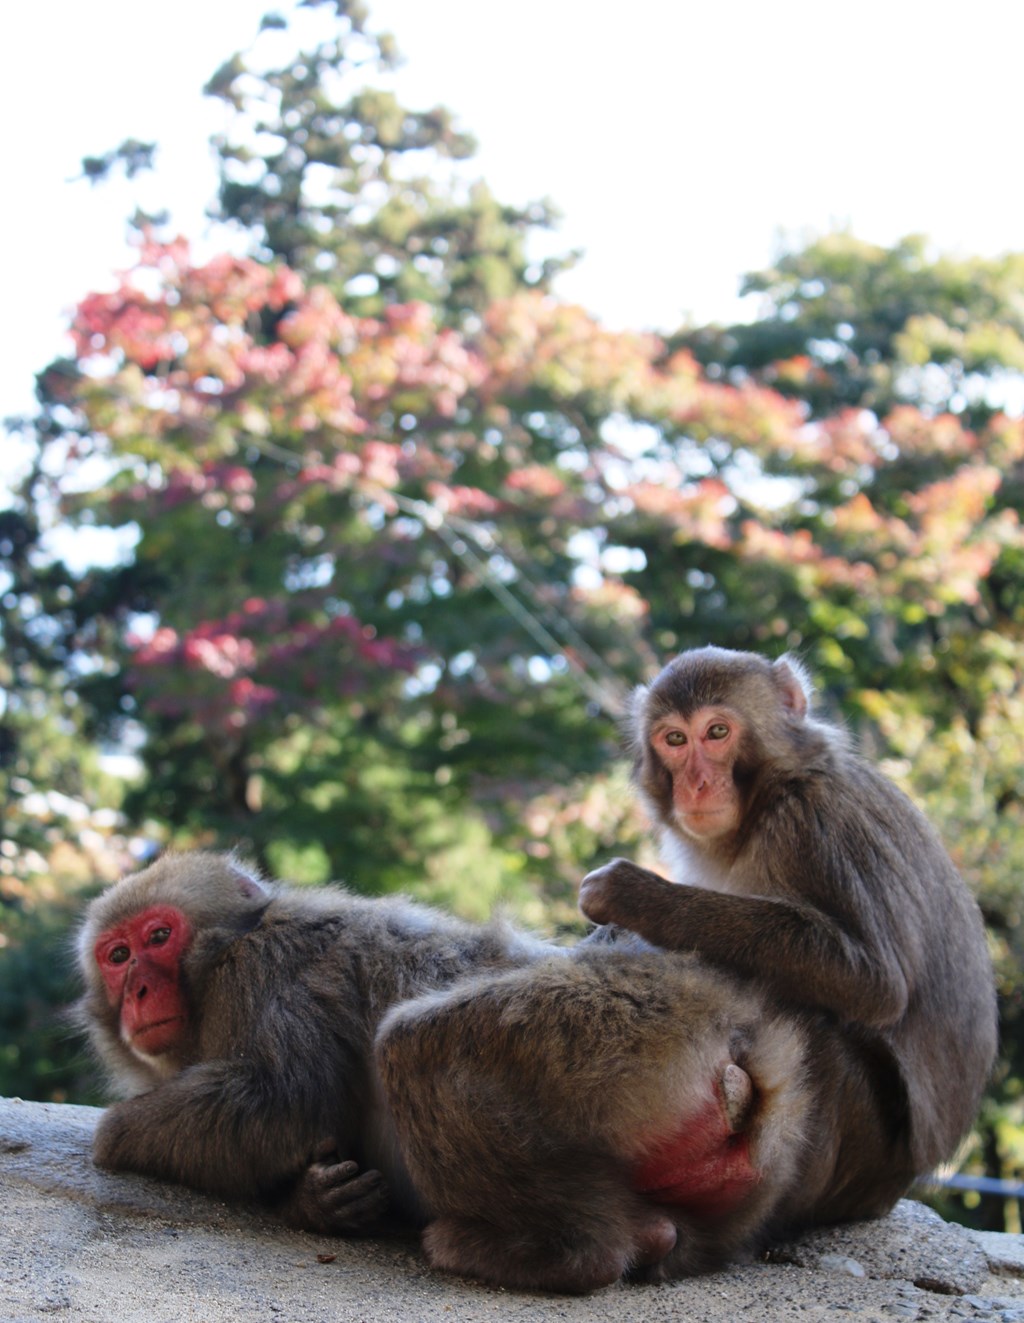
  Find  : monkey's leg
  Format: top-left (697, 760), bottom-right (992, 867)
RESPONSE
top-left (377, 952), bottom-right (806, 1291)
top-left (421, 1162), bottom-right (679, 1294)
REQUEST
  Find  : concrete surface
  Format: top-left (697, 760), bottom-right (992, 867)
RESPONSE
top-left (3, 1096), bottom-right (1024, 1322)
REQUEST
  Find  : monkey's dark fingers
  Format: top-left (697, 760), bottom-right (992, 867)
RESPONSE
top-left (318, 1164), bottom-right (386, 1206)
top-left (308, 1157), bottom-right (360, 1184)
top-left (280, 1161), bottom-right (389, 1234)
top-left (720, 1063), bottom-right (754, 1133)
top-left (318, 1168), bottom-right (390, 1232)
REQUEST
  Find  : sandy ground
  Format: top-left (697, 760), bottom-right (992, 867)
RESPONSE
top-left (3, 1097), bottom-right (1024, 1323)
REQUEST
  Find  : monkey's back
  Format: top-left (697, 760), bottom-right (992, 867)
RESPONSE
top-left (788, 752), bottom-right (996, 1173)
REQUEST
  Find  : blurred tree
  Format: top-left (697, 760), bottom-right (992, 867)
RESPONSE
top-left (45, 241), bottom-right (665, 906)
top-left (205, 0), bottom-right (571, 319)
top-left (0, 428), bottom-right (94, 889)
top-left (678, 232), bottom-right (1024, 425)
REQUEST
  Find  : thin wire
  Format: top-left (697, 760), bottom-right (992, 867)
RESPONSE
top-left (386, 491), bottom-right (629, 716)
top-left (241, 435), bottom-right (629, 717)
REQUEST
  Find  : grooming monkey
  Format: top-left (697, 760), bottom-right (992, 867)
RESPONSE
top-left (579, 646), bottom-right (997, 1177)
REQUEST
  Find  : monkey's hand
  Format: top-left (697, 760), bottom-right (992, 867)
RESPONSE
top-left (579, 858), bottom-right (679, 938)
top-left (279, 1142), bottom-right (391, 1236)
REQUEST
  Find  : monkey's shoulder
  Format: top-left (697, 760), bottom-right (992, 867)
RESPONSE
top-left (208, 888), bottom-right (543, 1004)
top-left (752, 755), bottom-right (947, 853)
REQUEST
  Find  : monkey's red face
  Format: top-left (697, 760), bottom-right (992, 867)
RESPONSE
top-left (650, 707), bottom-right (742, 840)
top-left (94, 905), bottom-right (193, 1058)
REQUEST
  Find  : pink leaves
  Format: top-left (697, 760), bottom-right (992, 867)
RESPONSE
top-left (128, 598), bottom-right (416, 734)
top-left (70, 241), bottom-right (489, 467)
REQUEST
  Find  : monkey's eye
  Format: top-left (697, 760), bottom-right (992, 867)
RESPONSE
top-left (707, 723), bottom-right (730, 740)
top-left (664, 731), bottom-right (687, 747)
top-left (107, 945), bottom-right (131, 965)
top-left (147, 927), bottom-right (172, 946)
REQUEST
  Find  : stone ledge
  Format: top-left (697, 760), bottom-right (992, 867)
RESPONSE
top-left (3, 1096), bottom-right (1023, 1323)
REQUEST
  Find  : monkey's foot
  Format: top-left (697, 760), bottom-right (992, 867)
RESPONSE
top-left (424, 1209), bottom-right (676, 1294)
top-left (632, 1063), bottom-right (759, 1216)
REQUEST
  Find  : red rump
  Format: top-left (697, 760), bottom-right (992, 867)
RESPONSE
top-left (631, 1092), bottom-right (759, 1217)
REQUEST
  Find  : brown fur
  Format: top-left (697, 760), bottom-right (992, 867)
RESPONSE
top-left (76, 850), bottom-right (548, 1228)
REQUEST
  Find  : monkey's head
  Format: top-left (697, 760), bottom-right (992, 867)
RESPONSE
top-left (629, 646), bottom-right (818, 844)
top-left (76, 852), bottom-right (272, 1091)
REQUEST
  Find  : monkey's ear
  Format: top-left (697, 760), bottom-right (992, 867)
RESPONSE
top-left (622, 684), bottom-right (650, 748)
top-left (772, 657), bottom-right (811, 719)
top-left (226, 855), bottom-right (272, 901)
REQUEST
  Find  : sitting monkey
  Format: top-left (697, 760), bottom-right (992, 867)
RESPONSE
top-left (578, 646), bottom-right (997, 1180)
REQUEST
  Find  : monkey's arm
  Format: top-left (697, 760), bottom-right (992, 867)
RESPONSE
top-left (579, 859), bottom-right (908, 1028)
top-left (94, 1059), bottom-right (318, 1192)
top-left (94, 1061), bottom-right (387, 1233)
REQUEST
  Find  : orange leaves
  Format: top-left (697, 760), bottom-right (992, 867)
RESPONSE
top-left (756, 462), bottom-right (1012, 616)
top-left (73, 288), bottom-right (180, 372)
top-left (343, 302), bottom-right (484, 422)
top-left (477, 292), bottom-right (659, 410)
top-left (65, 235), bottom-right (1024, 685)
top-left (504, 467), bottom-right (568, 501)
top-left (808, 409), bottom-right (884, 474)
top-left (884, 406), bottom-right (978, 460)
top-left (738, 522), bottom-right (875, 594)
top-left (427, 483), bottom-right (505, 519)
top-left (668, 377), bottom-right (805, 454)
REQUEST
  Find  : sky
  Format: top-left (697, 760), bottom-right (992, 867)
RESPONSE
top-left (3, 0), bottom-right (1024, 451)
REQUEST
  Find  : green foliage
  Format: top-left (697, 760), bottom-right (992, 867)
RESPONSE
top-left (0, 868), bottom-right (103, 1105)
top-left (205, 0), bottom-right (569, 319)
top-left (0, 442), bottom-right (113, 888)
top-left (678, 232), bottom-right (1024, 425)
top-left (80, 138), bottom-right (157, 185)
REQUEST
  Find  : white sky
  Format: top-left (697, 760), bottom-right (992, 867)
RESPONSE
top-left (2, 0), bottom-right (1023, 451)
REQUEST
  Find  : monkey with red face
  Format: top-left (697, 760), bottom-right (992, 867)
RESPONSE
top-left (578, 646), bottom-right (997, 1179)
top-left (93, 903), bottom-right (192, 1065)
top-left (77, 850), bottom-right (556, 1234)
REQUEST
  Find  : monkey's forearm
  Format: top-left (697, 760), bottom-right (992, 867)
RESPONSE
top-left (94, 1062), bottom-right (336, 1199)
top-left (580, 860), bottom-right (907, 1028)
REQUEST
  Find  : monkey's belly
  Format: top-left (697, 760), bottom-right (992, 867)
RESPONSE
top-left (632, 1095), bottom-right (759, 1216)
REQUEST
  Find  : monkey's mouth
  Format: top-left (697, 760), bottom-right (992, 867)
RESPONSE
top-left (674, 806), bottom-right (733, 837)
top-left (129, 1017), bottom-right (186, 1055)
